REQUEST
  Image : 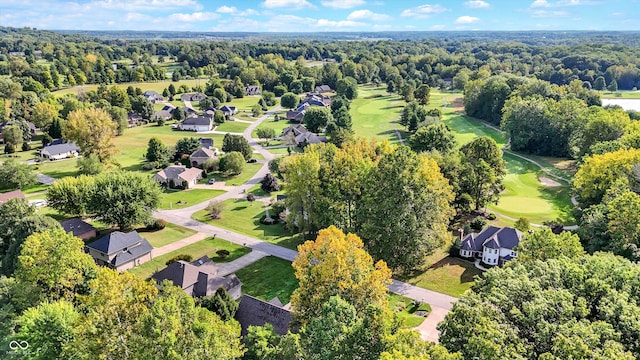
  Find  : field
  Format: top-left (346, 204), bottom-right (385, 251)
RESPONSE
top-left (52, 79), bottom-right (207, 97)
top-left (139, 223), bottom-right (197, 248)
top-left (215, 121), bottom-right (251, 134)
top-left (252, 118), bottom-right (291, 139)
top-left (350, 85), bottom-right (408, 144)
top-left (191, 198), bottom-right (303, 250)
top-left (128, 236), bottom-right (251, 279)
top-left (235, 256), bottom-right (298, 304)
top-left (601, 90), bottom-right (640, 99)
top-left (159, 189), bottom-right (226, 210)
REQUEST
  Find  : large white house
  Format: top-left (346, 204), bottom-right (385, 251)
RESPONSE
top-left (40, 142), bottom-right (80, 160)
top-left (460, 226), bottom-right (522, 266)
top-left (179, 116), bottom-right (213, 132)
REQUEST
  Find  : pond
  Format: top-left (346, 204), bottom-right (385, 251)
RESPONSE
top-left (602, 98), bottom-right (640, 111)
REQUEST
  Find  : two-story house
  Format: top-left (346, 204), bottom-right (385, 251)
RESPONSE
top-left (460, 226), bottom-right (522, 266)
top-left (85, 231), bottom-right (154, 272)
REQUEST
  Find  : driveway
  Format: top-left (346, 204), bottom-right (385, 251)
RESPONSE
top-left (37, 173), bottom-right (57, 185)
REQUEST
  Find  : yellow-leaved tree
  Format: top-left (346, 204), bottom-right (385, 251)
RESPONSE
top-left (63, 107), bottom-right (118, 162)
top-left (291, 225), bottom-right (392, 324)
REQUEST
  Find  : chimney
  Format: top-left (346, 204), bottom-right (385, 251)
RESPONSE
top-left (458, 228), bottom-right (464, 241)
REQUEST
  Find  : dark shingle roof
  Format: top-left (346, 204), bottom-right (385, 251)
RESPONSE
top-left (41, 142), bottom-right (80, 156)
top-left (60, 218), bottom-right (95, 237)
top-left (199, 138), bottom-right (214, 149)
top-left (152, 261), bottom-right (200, 290)
top-left (190, 147), bottom-right (216, 159)
top-left (460, 226), bottom-right (521, 252)
top-left (87, 231), bottom-right (148, 255)
top-left (182, 116), bottom-right (211, 126)
top-left (152, 261), bottom-right (241, 298)
top-left (235, 295), bottom-right (293, 336)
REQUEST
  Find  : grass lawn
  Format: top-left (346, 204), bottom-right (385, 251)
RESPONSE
top-left (215, 121), bottom-right (250, 134)
top-left (128, 236), bottom-right (251, 279)
top-left (32, 158), bottom-right (80, 179)
top-left (159, 189), bottom-right (225, 210)
top-left (208, 162), bottom-right (263, 186)
top-left (137, 223), bottom-right (197, 248)
top-left (252, 119), bottom-right (291, 139)
top-left (443, 113), bottom-right (507, 148)
top-left (52, 79), bottom-right (207, 97)
top-left (235, 256), bottom-right (298, 304)
top-left (268, 147), bottom-right (302, 155)
top-left (191, 198), bottom-right (303, 250)
top-left (601, 90), bottom-right (640, 99)
top-left (400, 247), bottom-right (483, 298)
top-left (388, 293), bottom-right (430, 328)
top-left (225, 96), bottom-right (263, 111)
top-left (350, 85), bottom-right (406, 144)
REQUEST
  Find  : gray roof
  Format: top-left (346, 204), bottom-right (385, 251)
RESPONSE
top-left (41, 142), bottom-right (80, 156)
top-left (190, 147), bottom-right (216, 159)
top-left (60, 218), bottom-right (95, 237)
top-left (180, 93), bottom-right (207, 101)
top-left (296, 132), bottom-right (327, 145)
top-left (87, 231), bottom-right (153, 267)
top-left (199, 138), bottom-right (214, 149)
top-left (282, 124), bottom-right (308, 137)
top-left (235, 295), bottom-right (293, 336)
top-left (460, 226), bottom-right (521, 252)
top-left (152, 261), bottom-right (242, 297)
top-left (220, 105), bottom-right (237, 114)
top-left (182, 116), bottom-right (211, 126)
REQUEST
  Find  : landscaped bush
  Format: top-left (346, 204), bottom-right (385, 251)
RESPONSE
top-left (487, 213), bottom-right (497, 220)
top-left (166, 254), bottom-right (193, 265)
top-left (216, 249), bottom-right (230, 258)
top-left (260, 173), bottom-right (280, 193)
top-left (470, 216), bottom-right (487, 231)
top-left (246, 193), bottom-right (256, 202)
top-left (146, 219), bottom-right (167, 231)
top-left (271, 201), bottom-right (286, 218)
top-left (206, 201), bottom-right (224, 219)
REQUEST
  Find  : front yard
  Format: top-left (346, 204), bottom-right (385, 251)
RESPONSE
top-left (159, 189), bottom-right (226, 210)
top-left (235, 256), bottom-right (298, 304)
top-left (138, 223), bottom-right (197, 248)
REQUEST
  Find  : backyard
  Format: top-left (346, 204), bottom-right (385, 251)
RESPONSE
top-left (235, 256), bottom-right (298, 304)
top-left (139, 223), bottom-right (197, 248)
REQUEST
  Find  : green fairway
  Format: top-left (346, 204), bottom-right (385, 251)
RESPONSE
top-left (215, 121), bottom-right (250, 133)
top-left (350, 85), bottom-right (407, 144)
top-left (191, 198), bottom-right (303, 250)
top-left (138, 223), bottom-right (197, 248)
top-left (443, 113), bottom-right (507, 148)
top-left (159, 189), bottom-right (226, 210)
top-left (235, 256), bottom-right (298, 304)
top-left (128, 236), bottom-right (251, 279)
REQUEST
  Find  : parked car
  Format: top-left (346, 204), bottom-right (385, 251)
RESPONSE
top-left (247, 158), bottom-right (258, 163)
top-left (29, 199), bottom-right (47, 208)
top-left (208, 178), bottom-right (216, 184)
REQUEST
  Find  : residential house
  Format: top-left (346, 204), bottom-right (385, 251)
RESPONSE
top-left (199, 137), bottom-right (214, 149)
top-left (460, 226), bottom-right (522, 266)
top-left (181, 92), bottom-right (207, 102)
top-left (33, 50), bottom-right (43, 59)
top-left (60, 218), bottom-right (96, 240)
top-left (152, 260), bottom-right (242, 299)
top-left (235, 295), bottom-right (293, 336)
top-left (8, 51), bottom-right (25, 57)
top-left (0, 121), bottom-right (37, 143)
top-left (127, 112), bottom-right (143, 127)
top-left (40, 142), bottom-right (80, 160)
top-left (0, 189), bottom-right (26, 205)
top-left (190, 147), bottom-right (217, 167)
top-left (282, 124), bottom-right (309, 138)
top-left (304, 93), bottom-right (332, 107)
top-left (245, 85), bottom-right (261, 96)
top-left (142, 90), bottom-right (163, 103)
top-left (153, 105), bottom-right (175, 120)
top-left (154, 165), bottom-right (203, 189)
top-left (203, 108), bottom-right (216, 119)
top-left (314, 84), bottom-right (332, 93)
top-left (220, 105), bottom-right (238, 118)
top-left (322, 58), bottom-right (337, 63)
top-left (85, 231), bottom-right (154, 272)
top-left (281, 123), bottom-right (327, 147)
top-left (182, 107), bottom-right (198, 117)
top-left (179, 116), bottom-right (213, 132)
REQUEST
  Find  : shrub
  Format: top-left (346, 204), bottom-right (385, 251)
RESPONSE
top-left (271, 201), bottom-right (286, 218)
top-left (166, 254), bottom-right (192, 265)
top-left (21, 142), bottom-right (31, 151)
top-left (216, 249), bottom-right (230, 258)
top-left (470, 216), bottom-right (487, 231)
top-left (146, 218), bottom-right (167, 231)
top-left (487, 213), bottom-right (497, 220)
top-left (203, 157), bottom-right (220, 172)
top-left (514, 217), bottom-right (530, 232)
top-left (4, 143), bottom-right (15, 154)
top-left (246, 193), bottom-right (256, 202)
top-left (206, 201), bottom-right (224, 219)
top-left (260, 173), bottom-right (280, 193)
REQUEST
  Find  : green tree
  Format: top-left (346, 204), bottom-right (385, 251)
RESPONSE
top-left (303, 107), bottom-right (332, 133)
top-left (222, 133), bottom-right (252, 160)
top-left (2, 124), bottom-right (23, 151)
top-left (219, 151), bottom-right (245, 175)
top-left (336, 77), bottom-right (358, 100)
top-left (256, 128), bottom-right (276, 145)
top-left (516, 227), bottom-right (584, 263)
top-left (31, 102), bottom-right (58, 129)
top-left (280, 92), bottom-right (299, 109)
top-left (214, 109), bottom-right (226, 124)
top-left (414, 84), bottom-right (430, 105)
top-left (213, 88), bottom-right (227, 103)
top-left (174, 137), bottom-right (201, 160)
top-left (291, 226), bottom-right (392, 324)
top-left (594, 76), bottom-right (606, 91)
top-left (91, 171), bottom-right (161, 230)
top-left (357, 146), bottom-right (454, 272)
top-left (607, 190), bottom-right (640, 259)
top-left (381, 329), bottom-right (462, 360)
top-left (198, 287), bottom-right (238, 321)
top-left (77, 153), bottom-right (104, 175)
top-left (145, 137), bottom-right (171, 164)
top-left (0, 158), bottom-right (37, 190)
top-left (513, 217), bottom-right (530, 232)
top-left (130, 95), bottom-right (154, 119)
top-left (251, 104), bottom-right (263, 117)
top-left (47, 175), bottom-right (96, 217)
top-left (400, 101), bottom-right (431, 132)
top-left (409, 123), bottom-right (456, 154)
top-left (63, 108), bottom-right (118, 162)
top-left (260, 173), bottom-right (280, 193)
top-left (48, 117), bottom-right (63, 139)
top-left (273, 85), bottom-right (287, 97)
top-left (608, 79), bottom-right (618, 91)
top-left (459, 136), bottom-right (506, 210)
top-left (1, 214), bottom-right (60, 276)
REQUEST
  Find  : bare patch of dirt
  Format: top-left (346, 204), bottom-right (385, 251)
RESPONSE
top-left (450, 97), bottom-right (464, 111)
top-left (539, 176), bottom-right (562, 187)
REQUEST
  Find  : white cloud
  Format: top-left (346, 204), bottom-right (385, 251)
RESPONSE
top-left (261, 0), bottom-right (314, 9)
top-left (455, 15), bottom-right (480, 24)
top-left (530, 9), bottom-right (569, 17)
top-left (464, 0), bottom-right (490, 8)
top-left (400, 4), bottom-right (448, 18)
top-left (93, 0), bottom-right (202, 11)
top-left (321, 0), bottom-right (366, 9)
top-left (167, 12), bottom-right (219, 22)
top-left (216, 5), bottom-right (237, 13)
top-left (347, 9), bottom-right (390, 21)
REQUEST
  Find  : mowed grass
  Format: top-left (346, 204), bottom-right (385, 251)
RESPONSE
top-left (235, 256), bottom-right (298, 304)
top-left (128, 237), bottom-right (251, 279)
top-left (252, 119), bottom-right (291, 139)
top-left (191, 198), bottom-right (303, 250)
top-left (351, 85), bottom-right (407, 144)
top-left (400, 247), bottom-right (483, 298)
top-left (159, 189), bottom-right (226, 210)
top-left (222, 96), bottom-right (263, 111)
top-left (388, 293), bottom-right (430, 328)
top-left (601, 90), bottom-right (640, 99)
top-left (138, 223), bottom-right (197, 248)
top-left (215, 121), bottom-right (250, 134)
top-left (443, 113), bottom-right (507, 148)
top-left (52, 79), bottom-right (207, 97)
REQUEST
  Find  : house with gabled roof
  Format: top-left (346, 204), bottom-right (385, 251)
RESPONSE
top-left (314, 84), bottom-right (332, 93)
top-left (179, 116), bottom-right (213, 132)
top-left (245, 85), bottom-right (261, 96)
top-left (40, 142), bottom-right (80, 160)
top-left (85, 231), bottom-right (153, 272)
top-left (235, 295), bottom-right (293, 336)
top-left (460, 226), bottom-right (522, 266)
top-left (180, 92), bottom-right (207, 102)
top-left (60, 218), bottom-right (96, 240)
top-left (142, 90), bottom-right (163, 103)
top-left (151, 260), bottom-right (242, 299)
top-left (220, 105), bottom-right (238, 118)
top-left (154, 165), bottom-right (203, 189)
top-left (0, 189), bottom-right (26, 205)
top-left (199, 137), bottom-right (214, 149)
top-left (190, 147), bottom-right (217, 167)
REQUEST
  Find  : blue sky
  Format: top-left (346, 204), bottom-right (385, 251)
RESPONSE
top-left (1, 0), bottom-right (638, 32)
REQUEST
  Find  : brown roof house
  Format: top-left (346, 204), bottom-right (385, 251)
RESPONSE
top-left (60, 218), bottom-right (96, 240)
top-left (85, 231), bottom-right (153, 272)
top-left (235, 295), bottom-right (293, 336)
top-left (152, 260), bottom-right (242, 299)
top-left (190, 147), bottom-right (218, 167)
top-left (154, 165), bottom-right (203, 189)
top-left (0, 189), bottom-right (26, 205)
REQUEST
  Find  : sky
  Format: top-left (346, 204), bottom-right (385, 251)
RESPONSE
top-left (1, 0), bottom-right (639, 32)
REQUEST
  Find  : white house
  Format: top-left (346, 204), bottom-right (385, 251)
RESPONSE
top-left (220, 105), bottom-right (238, 118)
top-left (154, 165), bottom-right (203, 189)
top-left (459, 226), bottom-right (522, 266)
top-left (179, 116), bottom-right (213, 132)
top-left (40, 142), bottom-right (80, 160)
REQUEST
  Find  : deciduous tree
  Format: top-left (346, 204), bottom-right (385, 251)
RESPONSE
top-left (409, 123), bottom-right (456, 154)
top-left (0, 158), bottom-right (37, 190)
top-left (280, 92), bottom-right (299, 109)
top-left (219, 151), bottom-right (245, 175)
top-left (222, 133), bottom-right (252, 160)
top-left (516, 228), bottom-right (584, 263)
top-left (63, 108), bottom-right (118, 162)
top-left (459, 136), bottom-right (506, 210)
top-left (303, 107), bottom-right (332, 133)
